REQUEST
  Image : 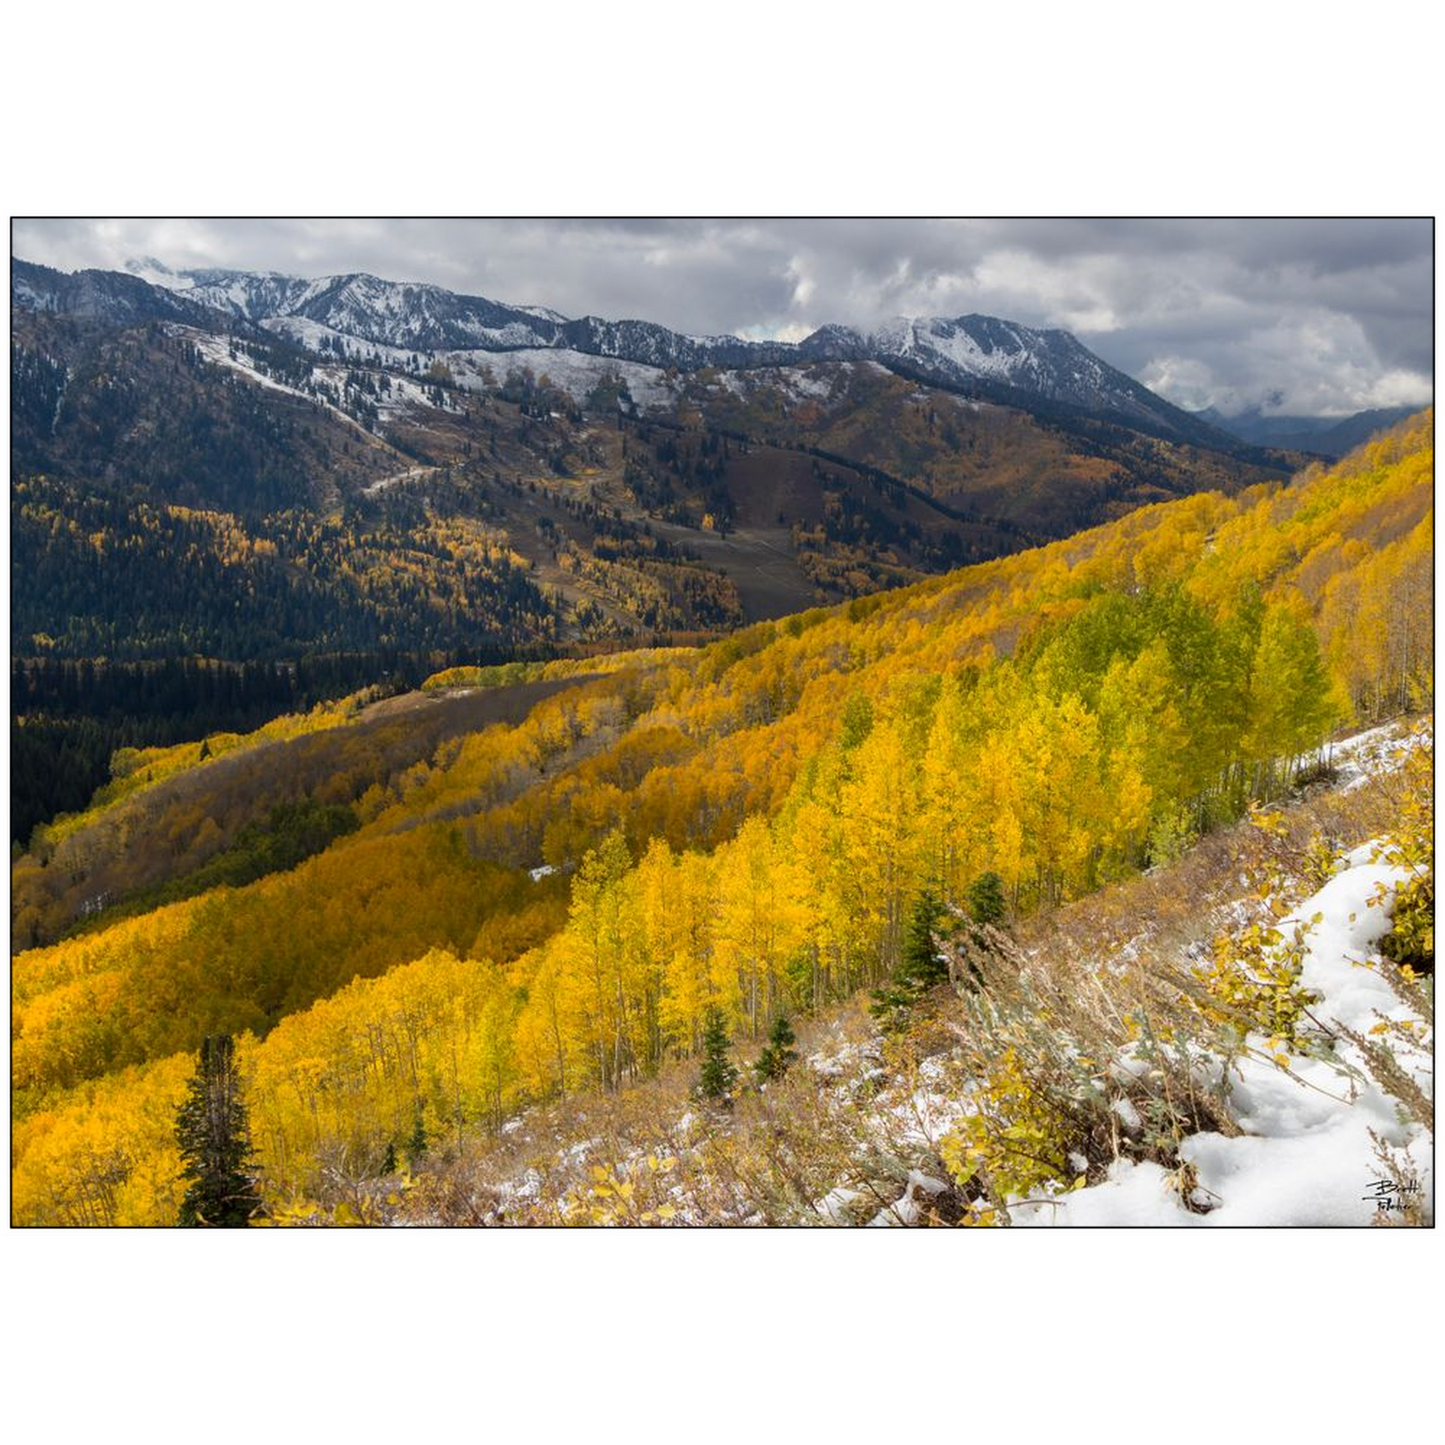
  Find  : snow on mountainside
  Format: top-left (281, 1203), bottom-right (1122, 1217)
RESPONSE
top-left (149, 266), bottom-right (566, 352)
top-left (445, 347), bottom-right (677, 408)
top-left (13, 258), bottom-right (225, 330)
top-left (181, 328), bottom-right (462, 432)
top-left (868, 314), bottom-right (1116, 395)
top-left (11, 256), bottom-right (1249, 449)
top-left (838, 313), bottom-right (1228, 442)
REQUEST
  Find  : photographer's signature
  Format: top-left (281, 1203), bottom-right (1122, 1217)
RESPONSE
top-left (1362, 1175), bottom-right (1423, 1214)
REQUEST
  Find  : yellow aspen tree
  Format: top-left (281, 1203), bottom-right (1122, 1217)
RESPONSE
top-left (660, 848), bottom-right (718, 1053)
top-left (837, 718), bottom-right (922, 983)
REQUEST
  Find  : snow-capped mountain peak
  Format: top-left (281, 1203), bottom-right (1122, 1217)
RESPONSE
top-left (21, 257), bottom-right (1242, 449)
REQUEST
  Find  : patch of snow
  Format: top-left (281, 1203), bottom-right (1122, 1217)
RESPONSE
top-left (1111, 1097), bottom-right (1143, 1132)
top-left (1021, 849), bottom-right (1431, 1227)
top-left (363, 466), bottom-right (437, 496)
top-left (815, 1185), bottom-right (867, 1224)
top-left (450, 347), bottom-right (675, 408)
top-left (1305, 720), bottom-right (1429, 794)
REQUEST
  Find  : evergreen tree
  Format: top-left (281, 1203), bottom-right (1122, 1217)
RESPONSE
top-left (407, 1112), bottom-right (428, 1169)
top-left (902, 889), bottom-right (951, 989)
top-left (871, 890), bottom-right (951, 1028)
top-left (753, 1014), bottom-right (798, 1083)
top-left (175, 1034), bottom-right (261, 1227)
top-left (381, 1141), bottom-right (397, 1175)
top-left (696, 1009), bottom-right (739, 1104)
top-left (967, 871), bottom-right (1006, 928)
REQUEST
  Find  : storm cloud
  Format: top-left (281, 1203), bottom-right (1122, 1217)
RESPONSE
top-left (12, 217), bottom-right (1432, 416)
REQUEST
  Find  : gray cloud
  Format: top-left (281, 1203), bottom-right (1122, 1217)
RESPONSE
top-left (12, 217), bottom-right (1433, 416)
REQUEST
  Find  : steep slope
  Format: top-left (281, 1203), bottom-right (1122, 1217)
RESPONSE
top-left (11, 306), bottom-right (403, 511)
top-left (9, 413), bottom-right (1431, 1223)
top-left (797, 314), bottom-right (1241, 450)
top-left (658, 359), bottom-right (1283, 540)
top-left (132, 258), bottom-right (796, 366)
top-left (13, 258), bottom-right (237, 331)
top-left (366, 725), bottom-right (1431, 1228)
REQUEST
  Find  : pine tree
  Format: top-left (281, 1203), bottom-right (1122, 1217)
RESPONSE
top-left (381, 1141), bottom-right (397, 1175)
top-left (696, 1008), bottom-right (739, 1104)
top-left (175, 1034), bottom-right (261, 1227)
top-left (966, 872), bottom-right (1006, 928)
top-left (407, 1112), bottom-right (428, 1169)
top-left (753, 1013), bottom-right (798, 1083)
top-left (901, 889), bottom-right (950, 989)
top-left (871, 890), bottom-right (950, 1028)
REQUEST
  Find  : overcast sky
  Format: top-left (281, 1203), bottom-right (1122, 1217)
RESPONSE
top-left (13, 218), bottom-right (1433, 417)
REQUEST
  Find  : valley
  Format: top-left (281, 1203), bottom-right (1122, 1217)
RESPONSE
top-left (10, 258), bottom-right (1307, 851)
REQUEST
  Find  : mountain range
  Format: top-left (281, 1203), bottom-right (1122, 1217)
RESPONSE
top-left (26, 255), bottom-right (1410, 461)
top-left (1193, 404), bottom-right (1421, 459)
top-left (18, 256), bottom-right (1251, 451)
top-left (12, 253), bottom-right (1306, 673)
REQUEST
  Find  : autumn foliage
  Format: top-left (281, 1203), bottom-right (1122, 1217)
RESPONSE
top-left (11, 412), bottom-right (1433, 1224)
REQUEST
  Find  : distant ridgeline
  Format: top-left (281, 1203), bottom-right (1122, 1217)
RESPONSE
top-left (12, 257), bottom-right (1300, 683)
top-left (10, 410), bottom-right (1432, 1224)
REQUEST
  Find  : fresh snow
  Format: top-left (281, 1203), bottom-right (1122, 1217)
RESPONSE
top-left (33, 258), bottom-right (1214, 436)
top-left (1316, 719), bottom-right (1432, 792)
top-left (1015, 848), bottom-right (1431, 1227)
top-left (188, 332), bottom-right (315, 401)
top-left (447, 348), bottom-right (675, 408)
top-left (699, 365), bottom-right (844, 406)
top-left (363, 466), bottom-right (438, 497)
top-left (182, 327), bottom-right (458, 436)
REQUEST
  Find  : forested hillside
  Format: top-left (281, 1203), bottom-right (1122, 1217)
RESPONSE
top-left (10, 412), bottom-right (1432, 1225)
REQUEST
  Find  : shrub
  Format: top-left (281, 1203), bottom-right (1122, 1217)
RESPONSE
top-left (1372, 735), bottom-right (1433, 972)
top-left (1193, 918), bottom-right (1320, 1050)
